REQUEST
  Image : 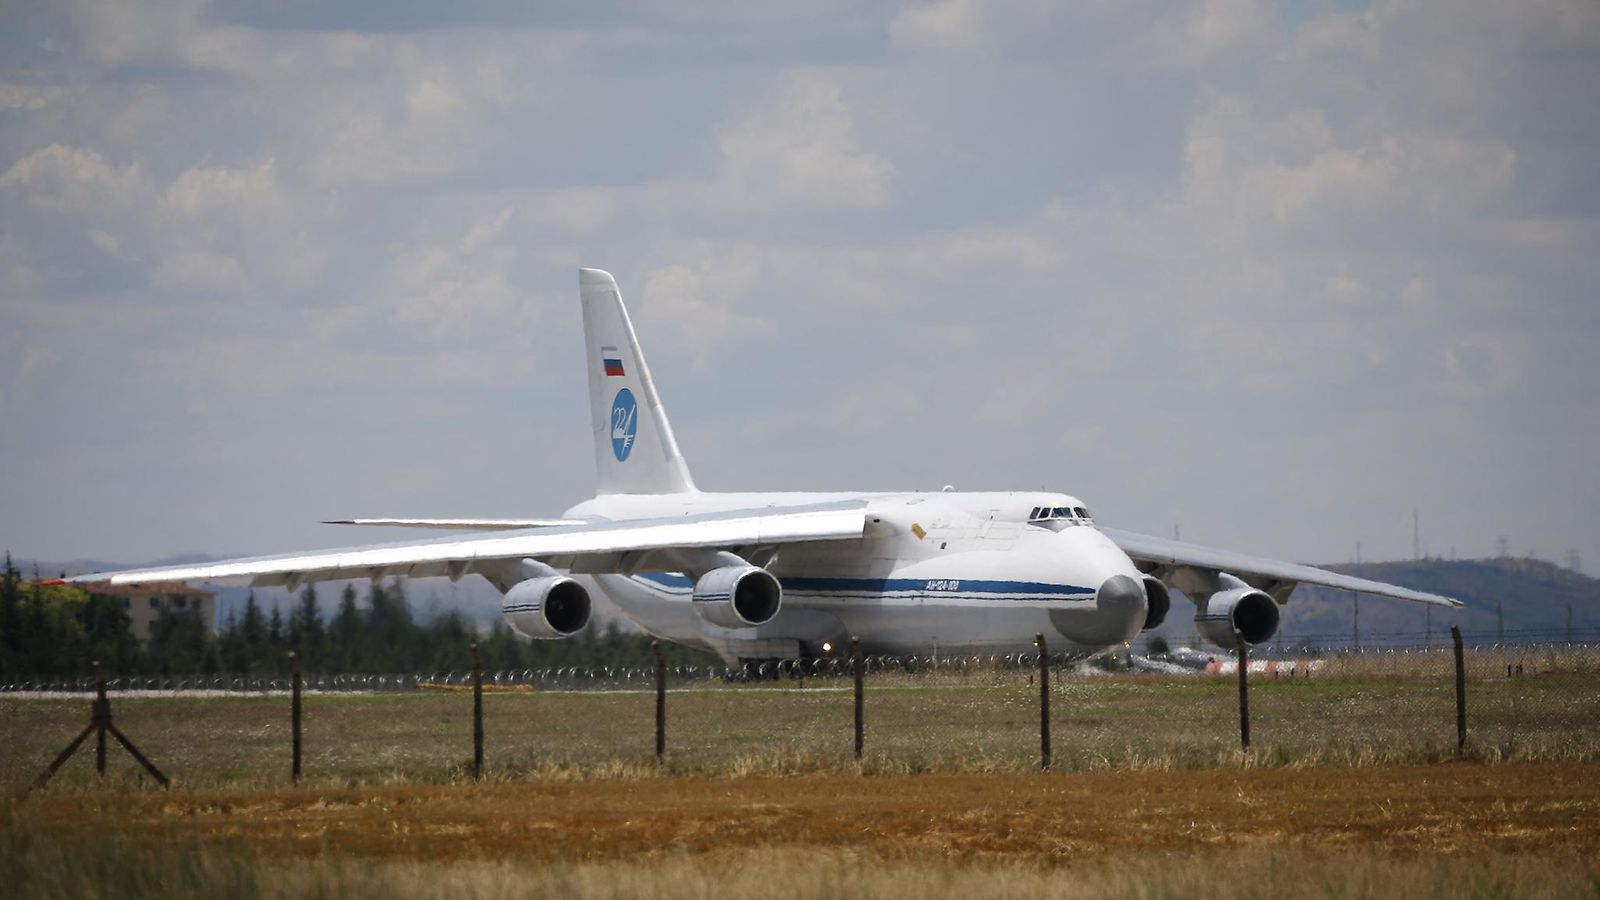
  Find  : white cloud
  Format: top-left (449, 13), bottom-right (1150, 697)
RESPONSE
top-left (638, 258), bottom-right (766, 362)
top-left (713, 72), bottom-right (895, 210)
top-left (0, 83), bottom-right (67, 110)
top-left (0, 143), bottom-right (155, 215)
top-left (1, 146), bottom-right (330, 293)
top-left (889, 0), bottom-right (984, 50)
top-left (299, 58), bottom-right (517, 187)
top-left (66, 0), bottom-right (210, 70)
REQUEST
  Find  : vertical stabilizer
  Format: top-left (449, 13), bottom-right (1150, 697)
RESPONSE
top-left (579, 268), bottom-right (696, 495)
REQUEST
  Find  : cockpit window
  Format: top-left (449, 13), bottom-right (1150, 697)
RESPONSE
top-left (1030, 504), bottom-right (1092, 526)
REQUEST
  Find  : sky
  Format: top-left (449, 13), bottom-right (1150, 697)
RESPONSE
top-left (1, 0), bottom-right (1596, 571)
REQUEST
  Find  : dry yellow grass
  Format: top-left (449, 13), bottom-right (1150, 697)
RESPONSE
top-left (28, 846), bottom-right (1593, 900)
top-left (18, 765), bottom-right (1600, 858)
top-left (7, 765), bottom-right (1600, 898)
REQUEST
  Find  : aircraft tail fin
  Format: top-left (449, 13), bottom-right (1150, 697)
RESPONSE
top-left (579, 268), bottom-right (696, 495)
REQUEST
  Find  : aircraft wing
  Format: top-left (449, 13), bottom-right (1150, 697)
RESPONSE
top-left (62, 502), bottom-right (867, 590)
top-left (322, 518), bottom-right (584, 530)
top-left (1101, 527), bottom-right (1462, 608)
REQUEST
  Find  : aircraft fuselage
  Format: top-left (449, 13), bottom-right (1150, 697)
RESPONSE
top-left (566, 490), bottom-right (1148, 662)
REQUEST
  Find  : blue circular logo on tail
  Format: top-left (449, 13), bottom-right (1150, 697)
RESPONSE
top-left (610, 388), bottom-right (638, 462)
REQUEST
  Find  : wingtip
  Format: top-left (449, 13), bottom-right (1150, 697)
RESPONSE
top-left (579, 267), bottom-right (615, 286)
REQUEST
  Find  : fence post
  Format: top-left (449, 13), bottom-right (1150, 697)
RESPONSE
top-left (471, 642), bottom-right (484, 780)
top-left (1452, 625), bottom-right (1466, 755)
top-left (652, 640), bottom-right (667, 765)
top-left (852, 637), bottom-right (864, 762)
top-left (289, 651), bottom-right (303, 784)
top-left (1236, 631), bottom-right (1250, 750)
top-left (1035, 634), bottom-right (1051, 770)
top-left (32, 661), bottom-right (168, 792)
top-left (93, 662), bottom-right (110, 776)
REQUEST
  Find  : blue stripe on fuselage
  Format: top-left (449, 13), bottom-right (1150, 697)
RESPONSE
top-left (632, 572), bottom-right (1092, 598)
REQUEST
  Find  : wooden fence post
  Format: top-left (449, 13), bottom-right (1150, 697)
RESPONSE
top-left (471, 642), bottom-right (484, 780)
top-left (289, 651), bottom-right (303, 784)
top-left (94, 662), bottom-right (108, 776)
top-left (852, 637), bottom-right (864, 762)
top-left (1035, 634), bottom-right (1051, 770)
top-left (1236, 631), bottom-right (1251, 750)
top-left (1452, 626), bottom-right (1466, 755)
top-left (32, 661), bottom-right (167, 792)
top-left (652, 640), bottom-right (667, 765)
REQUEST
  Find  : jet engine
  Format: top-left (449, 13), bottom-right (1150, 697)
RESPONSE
top-left (693, 565), bottom-right (783, 629)
top-left (502, 575), bottom-right (592, 639)
top-left (1195, 585), bottom-right (1280, 647)
top-left (1141, 575), bottom-right (1171, 631)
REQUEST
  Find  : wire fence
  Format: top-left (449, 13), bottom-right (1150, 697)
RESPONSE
top-left (9, 636), bottom-right (1600, 788)
top-left (5, 641), bottom-right (1600, 694)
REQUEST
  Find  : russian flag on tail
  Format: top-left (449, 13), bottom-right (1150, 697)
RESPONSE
top-left (601, 345), bottom-right (625, 377)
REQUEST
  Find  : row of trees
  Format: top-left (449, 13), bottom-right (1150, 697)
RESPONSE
top-left (1, 556), bottom-right (144, 676)
top-left (1, 555), bottom-right (717, 676)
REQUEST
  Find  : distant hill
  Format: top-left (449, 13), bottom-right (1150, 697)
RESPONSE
top-left (1148, 557), bottom-right (1600, 649)
top-left (20, 554), bottom-right (1596, 650)
top-left (1283, 557), bottom-right (1600, 647)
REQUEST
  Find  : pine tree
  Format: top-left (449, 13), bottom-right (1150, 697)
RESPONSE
top-left (365, 579), bottom-right (419, 671)
top-left (79, 593), bottom-right (139, 674)
top-left (330, 584), bottom-right (362, 671)
top-left (148, 605), bottom-right (210, 674)
top-left (0, 553), bottom-right (22, 672)
top-left (239, 592), bottom-right (268, 671)
top-left (217, 608), bottom-right (246, 672)
top-left (300, 586), bottom-right (324, 669)
top-left (424, 610), bottom-right (472, 670)
top-left (292, 584), bottom-right (324, 670)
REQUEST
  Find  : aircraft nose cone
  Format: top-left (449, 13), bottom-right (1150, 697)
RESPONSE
top-left (1049, 573), bottom-right (1148, 647)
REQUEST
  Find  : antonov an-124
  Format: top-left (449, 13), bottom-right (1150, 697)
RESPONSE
top-left (64, 268), bottom-right (1461, 663)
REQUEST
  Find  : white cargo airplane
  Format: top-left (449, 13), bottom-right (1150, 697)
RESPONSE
top-left (64, 269), bottom-right (1461, 663)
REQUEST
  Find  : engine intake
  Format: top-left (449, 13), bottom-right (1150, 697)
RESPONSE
top-left (693, 565), bottom-right (782, 628)
top-left (1195, 586), bottom-right (1280, 647)
top-left (1141, 575), bottom-right (1171, 631)
top-left (502, 575), bottom-right (591, 639)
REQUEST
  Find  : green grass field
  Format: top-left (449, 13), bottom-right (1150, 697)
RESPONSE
top-left (6, 671), bottom-right (1600, 899)
top-left (4, 668), bottom-right (1597, 787)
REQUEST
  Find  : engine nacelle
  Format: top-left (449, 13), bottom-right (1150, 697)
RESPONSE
top-left (693, 565), bottom-right (783, 628)
top-left (1195, 586), bottom-right (1280, 647)
top-left (1141, 575), bottom-right (1171, 631)
top-left (502, 575), bottom-right (591, 639)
